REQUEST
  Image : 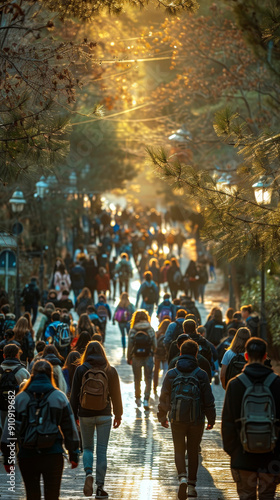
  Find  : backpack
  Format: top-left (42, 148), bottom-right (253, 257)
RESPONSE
top-left (115, 308), bottom-right (129, 323)
top-left (3, 318), bottom-right (16, 334)
top-left (143, 284), bottom-right (157, 305)
top-left (53, 323), bottom-right (71, 349)
top-left (170, 367), bottom-right (201, 423)
top-left (23, 284), bottom-right (36, 304)
top-left (17, 388), bottom-right (58, 449)
top-left (159, 306), bottom-right (173, 322)
top-left (132, 330), bottom-right (152, 357)
top-left (171, 320), bottom-right (184, 343)
top-left (119, 261), bottom-right (131, 280)
top-left (207, 322), bottom-right (225, 346)
top-left (155, 335), bottom-right (167, 361)
top-left (197, 339), bottom-right (212, 366)
top-left (237, 372), bottom-right (278, 454)
top-left (79, 364), bottom-right (109, 410)
top-left (225, 353), bottom-right (247, 387)
top-left (173, 269), bottom-right (182, 286)
top-left (96, 304), bottom-right (109, 320)
top-left (0, 365), bottom-right (21, 411)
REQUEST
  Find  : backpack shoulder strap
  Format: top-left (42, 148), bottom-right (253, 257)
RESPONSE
top-left (263, 372), bottom-right (278, 388)
top-left (237, 373), bottom-right (253, 389)
top-left (12, 365), bottom-right (22, 375)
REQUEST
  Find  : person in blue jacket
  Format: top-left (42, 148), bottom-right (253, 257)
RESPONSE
top-left (157, 293), bottom-right (176, 322)
top-left (136, 271), bottom-right (159, 317)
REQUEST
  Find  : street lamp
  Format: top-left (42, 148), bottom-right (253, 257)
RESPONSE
top-left (9, 189), bottom-right (26, 319)
top-left (35, 178), bottom-right (49, 296)
top-left (36, 177), bottom-right (48, 199)
top-left (253, 177), bottom-right (273, 341)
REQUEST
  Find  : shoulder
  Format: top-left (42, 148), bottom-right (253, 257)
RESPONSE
top-left (221, 349), bottom-right (235, 366)
top-left (48, 388), bottom-right (69, 408)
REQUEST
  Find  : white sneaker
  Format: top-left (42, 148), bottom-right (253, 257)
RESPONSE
top-left (143, 399), bottom-right (149, 410)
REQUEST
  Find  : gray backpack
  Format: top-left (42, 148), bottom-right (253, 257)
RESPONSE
top-left (237, 372), bottom-right (278, 454)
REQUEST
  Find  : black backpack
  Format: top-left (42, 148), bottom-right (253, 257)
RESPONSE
top-left (197, 339), bottom-right (212, 366)
top-left (143, 284), bottom-right (157, 305)
top-left (17, 389), bottom-right (59, 449)
top-left (0, 365), bottom-right (21, 411)
top-left (23, 284), bottom-right (36, 304)
top-left (53, 323), bottom-right (71, 349)
top-left (170, 367), bottom-right (202, 423)
top-left (155, 335), bottom-right (167, 361)
top-left (207, 321), bottom-right (225, 346)
top-left (171, 320), bottom-right (184, 343)
top-left (133, 331), bottom-right (152, 357)
top-left (225, 353), bottom-right (246, 387)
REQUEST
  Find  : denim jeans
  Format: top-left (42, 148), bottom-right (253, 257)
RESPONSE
top-left (231, 469), bottom-right (280, 500)
top-left (171, 421), bottom-right (204, 482)
top-left (118, 322), bottom-right (130, 349)
top-left (132, 355), bottom-right (154, 400)
top-left (141, 302), bottom-right (154, 318)
top-left (79, 415), bottom-right (112, 486)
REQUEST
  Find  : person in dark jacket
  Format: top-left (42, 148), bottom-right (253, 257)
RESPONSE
top-left (70, 341), bottom-right (123, 499)
top-left (168, 334), bottom-right (212, 382)
top-left (0, 329), bottom-right (21, 364)
top-left (70, 261), bottom-right (86, 304)
top-left (136, 271), bottom-right (159, 317)
top-left (222, 337), bottom-right (280, 500)
top-left (157, 293), bottom-right (176, 322)
top-left (179, 295), bottom-right (201, 325)
top-left (21, 277), bottom-right (40, 325)
top-left (216, 328), bottom-right (237, 366)
top-left (158, 339), bottom-right (216, 500)
top-left (55, 290), bottom-right (74, 312)
top-left (205, 308), bottom-right (226, 347)
top-left (1, 359), bottom-right (79, 500)
top-left (183, 319), bottom-right (213, 367)
top-left (241, 304), bottom-right (260, 336)
top-left (13, 316), bottom-right (35, 364)
top-left (163, 309), bottom-right (187, 351)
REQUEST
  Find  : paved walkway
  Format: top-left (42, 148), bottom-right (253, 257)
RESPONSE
top-left (1, 240), bottom-right (280, 499)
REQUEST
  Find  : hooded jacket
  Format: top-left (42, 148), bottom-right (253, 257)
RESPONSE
top-left (70, 354), bottom-right (123, 420)
top-left (136, 281), bottom-right (159, 307)
top-left (163, 318), bottom-right (185, 348)
top-left (222, 363), bottom-right (280, 472)
top-left (157, 299), bottom-right (176, 321)
top-left (1, 373), bottom-right (79, 463)
top-left (158, 354), bottom-right (216, 425)
top-left (127, 321), bottom-right (156, 361)
top-left (0, 358), bottom-right (30, 387)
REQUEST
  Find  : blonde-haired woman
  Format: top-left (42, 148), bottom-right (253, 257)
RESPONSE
top-left (1, 359), bottom-right (79, 500)
top-left (127, 309), bottom-right (156, 410)
top-left (113, 292), bottom-right (135, 351)
top-left (220, 327), bottom-right (251, 389)
top-left (70, 341), bottom-right (123, 499)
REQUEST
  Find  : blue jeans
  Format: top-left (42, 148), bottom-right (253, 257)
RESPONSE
top-left (141, 302), bottom-right (154, 318)
top-left (132, 355), bottom-right (154, 400)
top-left (118, 322), bottom-right (130, 349)
top-left (79, 415), bottom-right (112, 486)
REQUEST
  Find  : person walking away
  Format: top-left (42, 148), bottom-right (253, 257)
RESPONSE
top-left (95, 267), bottom-right (110, 296)
top-left (148, 258), bottom-right (160, 287)
top-left (28, 340), bottom-right (46, 372)
top-left (184, 261), bottom-right (199, 301)
top-left (241, 304), bottom-right (260, 336)
top-left (86, 306), bottom-right (103, 332)
top-left (77, 313), bottom-right (95, 338)
top-left (127, 310), bottom-right (156, 410)
top-left (54, 259), bottom-right (71, 301)
top-left (163, 309), bottom-right (187, 353)
top-left (216, 328), bottom-right (237, 366)
top-left (175, 229), bottom-right (186, 257)
top-left (74, 332), bottom-right (92, 355)
top-left (154, 319), bottom-right (171, 397)
top-left (113, 292), bottom-right (135, 352)
top-left (115, 253), bottom-right (133, 295)
top-left (1, 359), bottom-right (79, 500)
top-left (70, 260), bottom-right (85, 304)
top-left (220, 327), bottom-right (251, 389)
top-left (56, 290), bottom-right (74, 312)
top-left (70, 341), bottom-right (123, 499)
top-left (21, 277), bottom-right (40, 325)
top-left (167, 258), bottom-right (182, 300)
top-left (83, 253), bottom-right (99, 303)
top-left (158, 339), bottom-right (216, 500)
top-left (205, 308), bottom-right (226, 347)
top-left (95, 294), bottom-right (111, 342)
top-left (135, 271), bottom-right (159, 318)
top-left (0, 329), bottom-right (21, 364)
top-left (62, 350), bottom-right (80, 397)
top-left (14, 317), bottom-right (35, 365)
top-left (108, 256), bottom-right (118, 300)
top-left (76, 288), bottom-right (94, 316)
top-left (168, 333), bottom-right (212, 382)
top-left (179, 295), bottom-right (201, 325)
top-left (42, 344), bottom-right (68, 393)
top-left (196, 264), bottom-right (208, 304)
top-left (160, 260), bottom-right (171, 294)
top-left (157, 293), bottom-right (176, 322)
top-left (166, 232), bottom-right (175, 254)
top-left (0, 344), bottom-right (30, 429)
top-left (222, 337), bottom-right (280, 500)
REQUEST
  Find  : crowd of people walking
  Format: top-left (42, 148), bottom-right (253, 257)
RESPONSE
top-left (0, 208), bottom-right (278, 500)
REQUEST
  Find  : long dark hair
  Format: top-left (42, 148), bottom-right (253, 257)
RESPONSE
top-left (19, 360), bottom-right (57, 393)
top-left (23, 312), bottom-right (35, 338)
top-left (77, 313), bottom-right (94, 336)
top-left (75, 331), bottom-right (92, 354)
top-left (42, 344), bottom-right (64, 363)
top-left (79, 341), bottom-right (109, 368)
top-left (62, 351), bottom-right (80, 385)
top-left (14, 317), bottom-right (29, 342)
top-left (157, 318), bottom-right (171, 335)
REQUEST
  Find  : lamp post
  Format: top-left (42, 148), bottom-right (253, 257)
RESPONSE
top-left (252, 177), bottom-right (273, 341)
top-left (35, 177), bottom-right (49, 296)
top-left (9, 189), bottom-right (26, 319)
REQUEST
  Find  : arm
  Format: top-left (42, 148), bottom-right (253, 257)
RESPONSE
top-left (108, 367), bottom-right (123, 420)
top-left (58, 394), bottom-right (80, 462)
top-left (200, 372), bottom-right (216, 426)
top-left (106, 304), bottom-right (112, 320)
top-left (163, 323), bottom-right (175, 348)
top-left (136, 284), bottom-right (143, 307)
top-left (158, 372), bottom-right (173, 423)
top-left (70, 367), bottom-right (83, 420)
top-left (127, 329), bottom-right (135, 362)
top-left (220, 364), bottom-right (227, 389)
top-left (221, 381), bottom-right (240, 456)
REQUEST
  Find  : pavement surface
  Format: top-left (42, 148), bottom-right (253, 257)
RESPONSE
top-left (1, 239), bottom-right (280, 499)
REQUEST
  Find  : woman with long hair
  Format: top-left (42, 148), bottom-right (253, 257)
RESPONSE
top-left (127, 310), bottom-right (156, 410)
top-left (113, 292), bottom-right (135, 351)
top-left (220, 327), bottom-right (251, 389)
top-left (1, 359), bottom-right (79, 500)
top-left (62, 350), bottom-right (81, 397)
top-left (74, 331), bottom-right (92, 355)
top-left (70, 341), bottom-right (123, 499)
top-left (77, 313), bottom-right (95, 337)
top-left (76, 287), bottom-right (93, 316)
top-left (184, 259), bottom-right (199, 300)
top-left (205, 307), bottom-right (226, 347)
top-left (42, 344), bottom-right (68, 394)
top-left (14, 316), bottom-right (35, 363)
top-left (153, 318), bottom-right (171, 396)
top-left (23, 311), bottom-right (35, 339)
top-left (167, 257), bottom-right (182, 300)
top-left (53, 258), bottom-right (71, 300)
